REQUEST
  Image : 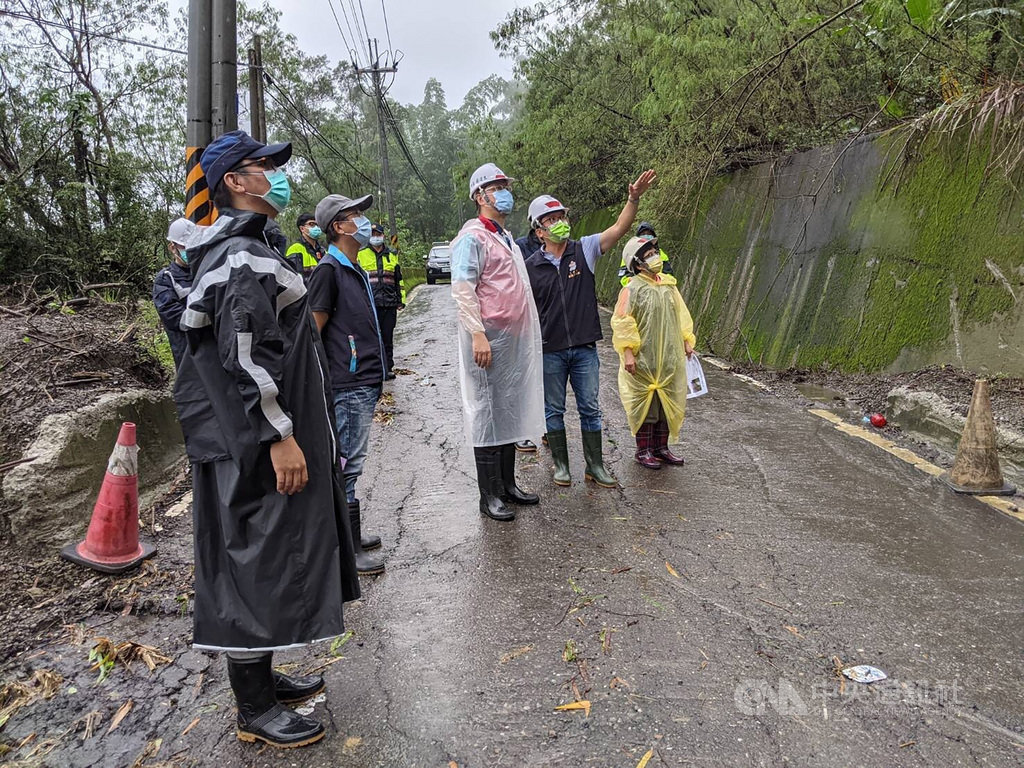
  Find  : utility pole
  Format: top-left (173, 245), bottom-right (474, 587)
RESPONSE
top-left (210, 0), bottom-right (237, 138)
top-left (185, 0), bottom-right (213, 225)
top-left (356, 39), bottom-right (398, 238)
top-left (187, 0), bottom-right (237, 222)
top-left (247, 35), bottom-right (266, 142)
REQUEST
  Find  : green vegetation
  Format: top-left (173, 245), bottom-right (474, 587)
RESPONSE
top-left (137, 300), bottom-right (176, 376)
top-left (490, 0), bottom-right (1023, 224)
top-left (1, 0), bottom-right (1021, 377)
top-left (0, 1), bottom-right (521, 293)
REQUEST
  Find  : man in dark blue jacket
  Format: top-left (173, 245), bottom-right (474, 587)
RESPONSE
top-left (523, 170), bottom-right (657, 489)
top-left (152, 217), bottom-right (195, 370)
top-left (308, 193), bottom-right (387, 576)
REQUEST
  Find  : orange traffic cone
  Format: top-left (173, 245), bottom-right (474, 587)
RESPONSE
top-left (61, 422), bottom-right (156, 573)
top-left (941, 380), bottom-right (1016, 496)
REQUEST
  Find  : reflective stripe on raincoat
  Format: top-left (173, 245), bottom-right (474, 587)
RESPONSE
top-left (450, 217), bottom-right (545, 447)
top-left (610, 272), bottom-right (697, 439)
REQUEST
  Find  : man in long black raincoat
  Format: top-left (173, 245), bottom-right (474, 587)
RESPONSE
top-left (173, 130), bottom-right (359, 749)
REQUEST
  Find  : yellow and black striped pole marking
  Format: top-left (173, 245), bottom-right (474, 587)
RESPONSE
top-left (185, 146), bottom-right (215, 225)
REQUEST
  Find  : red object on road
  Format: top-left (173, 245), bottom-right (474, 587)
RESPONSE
top-left (870, 413), bottom-right (887, 428)
top-left (60, 422), bottom-right (155, 574)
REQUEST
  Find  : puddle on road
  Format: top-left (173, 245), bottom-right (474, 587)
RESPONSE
top-left (795, 382), bottom-right (848, 403)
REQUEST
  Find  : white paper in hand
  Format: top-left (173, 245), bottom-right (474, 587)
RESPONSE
top-left (686, 355), bottom-right (708, 400)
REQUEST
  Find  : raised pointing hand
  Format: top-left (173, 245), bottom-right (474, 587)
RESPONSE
top-left (629, 169), bottom-right (658, 200)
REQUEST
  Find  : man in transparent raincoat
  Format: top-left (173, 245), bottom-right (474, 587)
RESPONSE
top-left (611, 237), bottom-right (697, 469)
top-left (450, 163), bottom-right (545, 522)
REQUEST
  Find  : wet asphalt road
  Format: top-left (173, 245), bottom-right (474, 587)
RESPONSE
top-left (226, 284), bottom-right (1024, 768)
top-left (12, 283), bottom-right (1021, 768)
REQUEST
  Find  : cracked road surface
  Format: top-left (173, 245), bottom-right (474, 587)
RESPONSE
top-left (4, 284), bottom-right (1023, 767)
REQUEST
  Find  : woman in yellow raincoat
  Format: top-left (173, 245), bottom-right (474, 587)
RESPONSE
top-left (611, 236), bottom-right (697, 469)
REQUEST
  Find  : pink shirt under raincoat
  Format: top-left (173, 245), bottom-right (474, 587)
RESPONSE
top-left (450, 217), bottom-right (545, 447)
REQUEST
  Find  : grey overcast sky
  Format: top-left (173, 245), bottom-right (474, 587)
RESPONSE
top-left (298, 0), bottom-right (520, 106)
top-left (171, 0), bottom-right (521, 107)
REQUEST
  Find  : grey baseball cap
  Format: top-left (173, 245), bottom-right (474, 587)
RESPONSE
top-left (314, 193), bottom-right (374, 232)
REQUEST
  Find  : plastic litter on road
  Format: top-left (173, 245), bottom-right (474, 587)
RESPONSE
top-left (842, 665), bottom-right (888, 683)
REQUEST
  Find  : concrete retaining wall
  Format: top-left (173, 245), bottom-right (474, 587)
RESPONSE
top-left (578, 130), bottom-right (1024, 376)
top-left (2, 389), bottom-right (185, 550)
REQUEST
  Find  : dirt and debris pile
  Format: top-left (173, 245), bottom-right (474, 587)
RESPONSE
top-left (729, 363), bottom-right (1024, 434)
top-left (0, 299), bottom-right (168, 464)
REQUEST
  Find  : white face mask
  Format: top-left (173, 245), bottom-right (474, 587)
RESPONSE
top-left (369, 236), bottom-right (385, 247)
top-left (639, 250), bottom-right (663, 274)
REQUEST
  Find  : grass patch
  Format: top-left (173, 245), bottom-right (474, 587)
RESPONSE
top-left (136, 300), bottom-right (175, 376)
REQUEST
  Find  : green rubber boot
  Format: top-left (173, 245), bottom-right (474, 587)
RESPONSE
top-left (546, 429), bottom-right (572, 487)
top-left (582, 430), bottom-right (618, 488)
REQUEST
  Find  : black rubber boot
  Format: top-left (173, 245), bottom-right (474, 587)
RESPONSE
top-left (350, 499), bottom-right (381, 550)
top-left (500, 443), bottom-right (539, 505)
top-left (546, 429), bottom-right (572, 486)
top-left (273, 671), bottom-right (325, 704)
top-left (474, 447), bottom-right (515, 521)
top-left (228, 655), bottom-right (325, 749)
top-left (350, 502), bottom-right (385, 575)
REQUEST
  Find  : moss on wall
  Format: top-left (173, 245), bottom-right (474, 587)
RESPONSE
top-left (579, 130), bottom-right (1024, 374)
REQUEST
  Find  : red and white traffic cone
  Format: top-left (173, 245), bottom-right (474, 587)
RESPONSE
top-left (61, 422), bottom-right (156, 574)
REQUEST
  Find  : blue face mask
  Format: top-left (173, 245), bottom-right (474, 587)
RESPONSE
top-left (178, 249), bottom-right (188, 264)
top-left (254, 168), bottom-right (292, 212)
top-left (490, 188), bottom-right (514, 214)
top-left (347, 215), bottom-right (373, 247)
top-left (308, 225), bottom-right (323, 239)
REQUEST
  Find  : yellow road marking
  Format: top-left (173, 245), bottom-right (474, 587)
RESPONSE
top-left (807, 408), bottom-right (1024, 523)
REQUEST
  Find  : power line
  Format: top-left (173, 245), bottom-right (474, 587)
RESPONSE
top-left (0, 9), bottom-right (186, 55)
top-left (262, 73), bottom-right (378, 187)
top-left (336, 0), bottom-right (366, 67)
top-left (379, 96), bottom-right (447, 201)
top-left (380, 0), bottom-right (393, 56)
top-left (325, 0), bottom-right (357, 65)
top-left (356, 0), bottom-right (373, 54)
top-left (346, 0), bottom-right (372, 63)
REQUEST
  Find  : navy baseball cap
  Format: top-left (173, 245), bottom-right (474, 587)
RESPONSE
top-left (200, 130), bottom-right (292, 192)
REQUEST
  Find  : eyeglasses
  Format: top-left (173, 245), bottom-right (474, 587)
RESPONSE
top-left (482, 181), bottom-right (510, 193)
top-left (230, 157), bottom-right (277, 175)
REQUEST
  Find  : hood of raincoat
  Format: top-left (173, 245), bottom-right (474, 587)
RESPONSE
top-left (185, 208), bottom-right (270, 273)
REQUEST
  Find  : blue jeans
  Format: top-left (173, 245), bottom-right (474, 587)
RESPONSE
top-left (333, 385), bottom-right (381, 501)
top-left (543, 344), bottom-right (602, 433)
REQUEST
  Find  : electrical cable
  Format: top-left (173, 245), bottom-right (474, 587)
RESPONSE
top-left (336, 0), bottom-right (367, 66)
top-left (380, 0), bottom-right (393, 56)
top-left (346, 0), bottom-right (372, 63)
top-left (378, 95), bottom-right (449, 200)
top-left (262, 74), bottom-right (378, 187)
top-left (356, 0), bottom-right (374, 57)
top-left (325, 0), bottom-right (359, 66)
top-left (1, 9), bottom-right (186, 55)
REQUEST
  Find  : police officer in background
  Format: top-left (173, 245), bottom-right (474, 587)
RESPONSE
top-left (153, 217), bottom-right (196, 370)
top-left (286, 212), bottom-right (326, 280)
top-left (357, 223), bottom-right (405, 379)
